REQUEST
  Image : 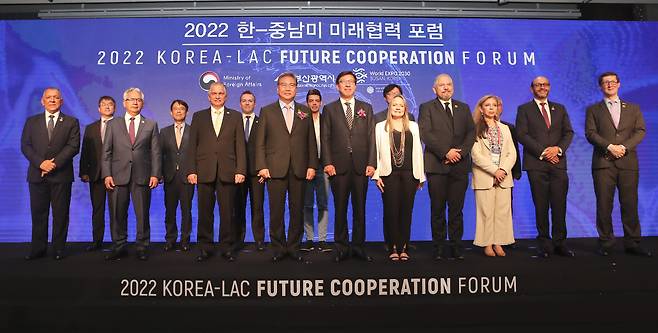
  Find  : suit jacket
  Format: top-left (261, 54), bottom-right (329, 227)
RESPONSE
top-left (500, 120), bottom-right (522, 180)
top-left (183, 107), bottom-right (247, 183)
top-left (101, 115), bottom-right (161, 186)
top-left (21, 112), bottom-right (80, 183)
top-left (79, 120), bottom-right (104, 181)
top-left (254, 101), bottom-right (318, 178)
top-left (160, 123), bottom-right (191, 183)
top-left (245, 115), bottom-right (260, 176)
top-left (418, 98), bottom-right (474, 174)
top-left (471, 121), bottom-right (516, 189)
top-left (516, 101), bottom-right (573, 171)
top-left (320, 99), bottom-right (376, 175)
top-left (374, 109), bottom-right (415, 124)
top-left (372, 121), bottom-right (426, 182)
top-left (585, 100), bottom-right (645, 170)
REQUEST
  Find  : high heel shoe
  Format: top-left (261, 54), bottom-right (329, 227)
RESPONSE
top-left (484, 245), bottom-right (496, 257)
top-left (493, 244), bottom-right (506, 257)
top-left (388, 245), bottom-right (399, 261)
top-left (399, 244), bottom-right (409, 261)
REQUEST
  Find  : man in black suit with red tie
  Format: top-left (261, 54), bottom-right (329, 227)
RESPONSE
top-left (21, 87), bottom-right (80, 260)
top-left (585, 72), bottom-right (651, 257)
top-left (418, 73), bottom-right (474, 260)
top-left (160, 99), bottom-right (194, 252)
top-left (80, 96), bottom-right (115, 252)
top-left (234, 90), bottom-right (266, 252)
top-left (184, 82), bottom-right (247, 262)
top-left (516, 76), bottom-right (574, 258)
top-left (321, 71), bottom-right (376, 262)
top-left (255, 73), bottom-right (318, 262)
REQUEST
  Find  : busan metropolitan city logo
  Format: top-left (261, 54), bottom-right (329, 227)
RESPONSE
top-left (199, 71), bottom-right (220, 91)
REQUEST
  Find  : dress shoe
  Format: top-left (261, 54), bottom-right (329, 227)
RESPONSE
top-left (318, 241), bottom-right (332, 252)
top-left (625, 246), bottom-right (653, 257)
top-left (85, 242), bottom-right (103, 252)
top-left (256, 241), bottom-right (266, 251)
top-left (223, 251), bottom-right (236, 262)
top-left (596, 247), bottom-right (610, 256)
top-left (196, 250), bottom-right (211, 262)
top-left (334, 250), bottom-right (349, 263)
top-left (163, 243), bottom-right (175, 252)
top-left (289, 251), bottom-right (304, 262)
top-left (181, 243), bottom-right (191, 252)
top-left (53, 250), bottom-right (65, 260)
top-left (433, 247), bottom-right (444, 261)
top-left (24, 251), bottom-right (46, 261)
top-left (536, 249), bottom-right (550, 258)
top-left (136, 250), bottom-right (149, 261)
top-left (452, 247), bottom-right (465, 260)
top-left (300, 240), bottom-right (314, 252)
top-left (555, 246), bottom-right (575, 257)
top-left (105, 249), bottom-right (126, 261)
top-left (272, 252), bottom-right (286, 262)
top-left (351, 248), bottom-right (373, 262)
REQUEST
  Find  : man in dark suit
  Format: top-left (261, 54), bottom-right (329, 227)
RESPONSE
top-left (234, 90), bottom-right (266, 252)
top-left (496, 97), bottom-right (521, 181)
top-left (418, 73), bottom-right (474, 260)
top-left (516, 76), bottom-right (574, 258)
top-left (321, 71), bottom-right (376, 262)
top-left (79, 96), bottom-right (115, 252)
top-left (184, 82), bottom-right (247, 262)
top-left (160, 99), bottom-right (194, 252)
top-left (585, 72), bottom-right (651, 257)
top-left (21, 87), bottom-right (80, 260)
top-left (373, 84), bottom-right (415, 124)
top-left (255, 73), bottom-right (318, 262)
top-left (102, 87), bottom-right (161, 261)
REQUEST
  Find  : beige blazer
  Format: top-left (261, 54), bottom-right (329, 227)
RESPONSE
top-left (372, 120), bottom-right (426, 183)
top-left (471, 121), bottom-right (516, 189)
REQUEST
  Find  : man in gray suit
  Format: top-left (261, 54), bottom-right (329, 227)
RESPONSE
top-left (102, 87), bottom-right (161, 261)
top-left (585, 71), bottom-right (651, 257)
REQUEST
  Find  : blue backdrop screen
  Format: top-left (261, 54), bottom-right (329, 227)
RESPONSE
top-left (1, 17), bottom-right (657, 242)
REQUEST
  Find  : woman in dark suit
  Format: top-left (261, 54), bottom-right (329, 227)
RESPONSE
top-left (372, 95), bottom-right (425, 261)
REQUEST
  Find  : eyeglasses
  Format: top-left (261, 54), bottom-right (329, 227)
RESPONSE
top-left (278, 83), bottom-right (297, 88)
top-left (125, 98), bottom-right (143, 103)
top-left (601, 80), bottom-right (619, 86)
top-left (532, 83), bottom-right (550, 88)
top-left (338, 79), bottom-right (356, 85)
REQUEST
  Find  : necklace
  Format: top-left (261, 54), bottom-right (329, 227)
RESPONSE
top-left (390, 129), bottom-right (405, 168)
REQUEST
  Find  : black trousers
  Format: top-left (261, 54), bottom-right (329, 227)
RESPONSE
top-left (593, 165), bottom-right (642, 248)
top-left (197, 179), bottom-right (236, 253)
top-left (109, 181), bottom-right (151, 251)
top-left (527, 168), bottom-right (569, 249)
top-left (266, 168), bottom-right (305, 253)
top-left (164, 176), bottom-right (194, 245)
top-left (427, 171), bottom-right (468, 248)
top-left (28, 181), bottom-right (71, 254)
top-left (382, 170), bottom-right (418, 251)
top-left (88, 179), bottom-right (112, 244)
top-left (330, 167), bottom-right (369, 253)
top-left (234, 175), bottom-right (265, 245)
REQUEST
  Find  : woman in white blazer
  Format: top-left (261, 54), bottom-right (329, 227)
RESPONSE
top-left (372, 95), bottom-right (425, 261)
top-left (471, 95), bottom-right (516, 257)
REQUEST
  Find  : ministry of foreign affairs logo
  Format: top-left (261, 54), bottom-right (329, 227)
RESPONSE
top-left (199, 71), bottom-right (220, 91)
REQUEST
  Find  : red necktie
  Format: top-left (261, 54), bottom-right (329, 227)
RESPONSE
top-left (129, 117), bottom-right (136, 145)
top-left (540, 103), bottom-right (550, 129)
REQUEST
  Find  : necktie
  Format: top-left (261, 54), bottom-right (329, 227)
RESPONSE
top-left (444, 102), bottom-right (453, 119)
top-left (244, 115), bottom-right (251, 141)
top-left (175, 124), bottom-right (182, 149)
top-left (213, 110), bottom-right (222, 136)
top-left (284, 105), bottom-right (293, 133)
top-left (608, 101), bottom-right (620, 129)
top-left (101, 119), bottom-right (108, 144)
top-left (344, 102), bottom-right (353, 130)
top-left (47, 115), bottom-right (55, 141)
top-left (129, 117), bottom-right (136, 145)
top-left (540, 102), bottom-right (551, 129)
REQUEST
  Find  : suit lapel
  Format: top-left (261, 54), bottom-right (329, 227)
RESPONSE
top-left (598, 100), bottom-right (616, 129)
top-left (49, 113), bottom-right (66, 142)
top-left (617, 100), bottom-right (630, 130)
top-left (133, 116), bottom-right (148, 145)
top-left (248, 116), bottom-right (259, 142)
top-left (180, 123), bottom-right (190, 151)
top-left (435, 99), bottom-right (453, 132)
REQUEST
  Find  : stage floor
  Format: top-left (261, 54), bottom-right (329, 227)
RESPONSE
top-left (2, 238), bottom-right (658, 332)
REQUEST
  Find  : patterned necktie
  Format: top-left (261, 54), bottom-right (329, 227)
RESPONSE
top-left (540, 102), bottom-right (551, 129)
top-left (101, 119), bottom-right (108, 144)
top-left (344, 102), bottom-right (353, 130)
top-left (129, 117), bottom-right (136, 145)
top-left (47, 115), bottom-right (55, 141)
top-left (244, 115), bottom-right (251, 141)
top-left (175, 124), bottom-right (182, 149)
top-left (284, 105), bottom-right (293, 133)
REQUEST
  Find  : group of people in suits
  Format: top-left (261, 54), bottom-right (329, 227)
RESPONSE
top-left (20, 70), bottom-right (651, 262)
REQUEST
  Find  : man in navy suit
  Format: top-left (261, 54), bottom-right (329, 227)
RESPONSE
top-left (418, 73), bottom-right (474, 260)
top-left (80, 96), bottom-right (115, 252)
top-left (184, 82), bottom-right (247, 262)
top-left (321, 71), bottom-right (376, 262)
top-left (21, 87), bottom-right (80, 260)
top-left (255, 72), bottom-right (318, 262)
top-left (160, 99), bottom-right (194, 252)
top-left (516, 76), bottom-right (574, 258)
top-left (102, 87), bottom-right (161, 261)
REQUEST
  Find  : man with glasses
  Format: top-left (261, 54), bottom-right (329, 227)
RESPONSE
top-left (184, 82), bottom-right (246, 262)
top-left (516, 76), bottom-right (574, 258)
top-left (254, 72), bottom-right (317, 262)
top-left (321, 71), bottom-right (376, 262)
top-left (585, 72), bottom-right (651, 257)
top-left (102, 87), bottom-right (161, 261)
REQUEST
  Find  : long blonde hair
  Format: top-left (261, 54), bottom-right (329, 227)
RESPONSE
top-left (385, 94), bottom-right (410, 133)
top-left (473, 94), bottom-right (500, 139)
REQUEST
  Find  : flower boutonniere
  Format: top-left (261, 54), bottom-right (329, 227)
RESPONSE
top-left (621, 102), bottom-right (627, 108)
top-left (357, 109), bottom-right (367, 119)
top-left (551, 106), bottom-right (555, 111)
top-left (296, 109), bottom-right (309, 120)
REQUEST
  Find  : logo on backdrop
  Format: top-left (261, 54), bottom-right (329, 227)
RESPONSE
top-left (353, 68), bottom-right (367, 83)
top-left (199, 71), bottom-right (220, 91)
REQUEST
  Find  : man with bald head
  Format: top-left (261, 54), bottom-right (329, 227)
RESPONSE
top-left (21, 87), bottom-right (80, 260)
top-left (516, 76), bottom-right (574, 258)
top-left (418, 73), bottom-right (474, 260)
